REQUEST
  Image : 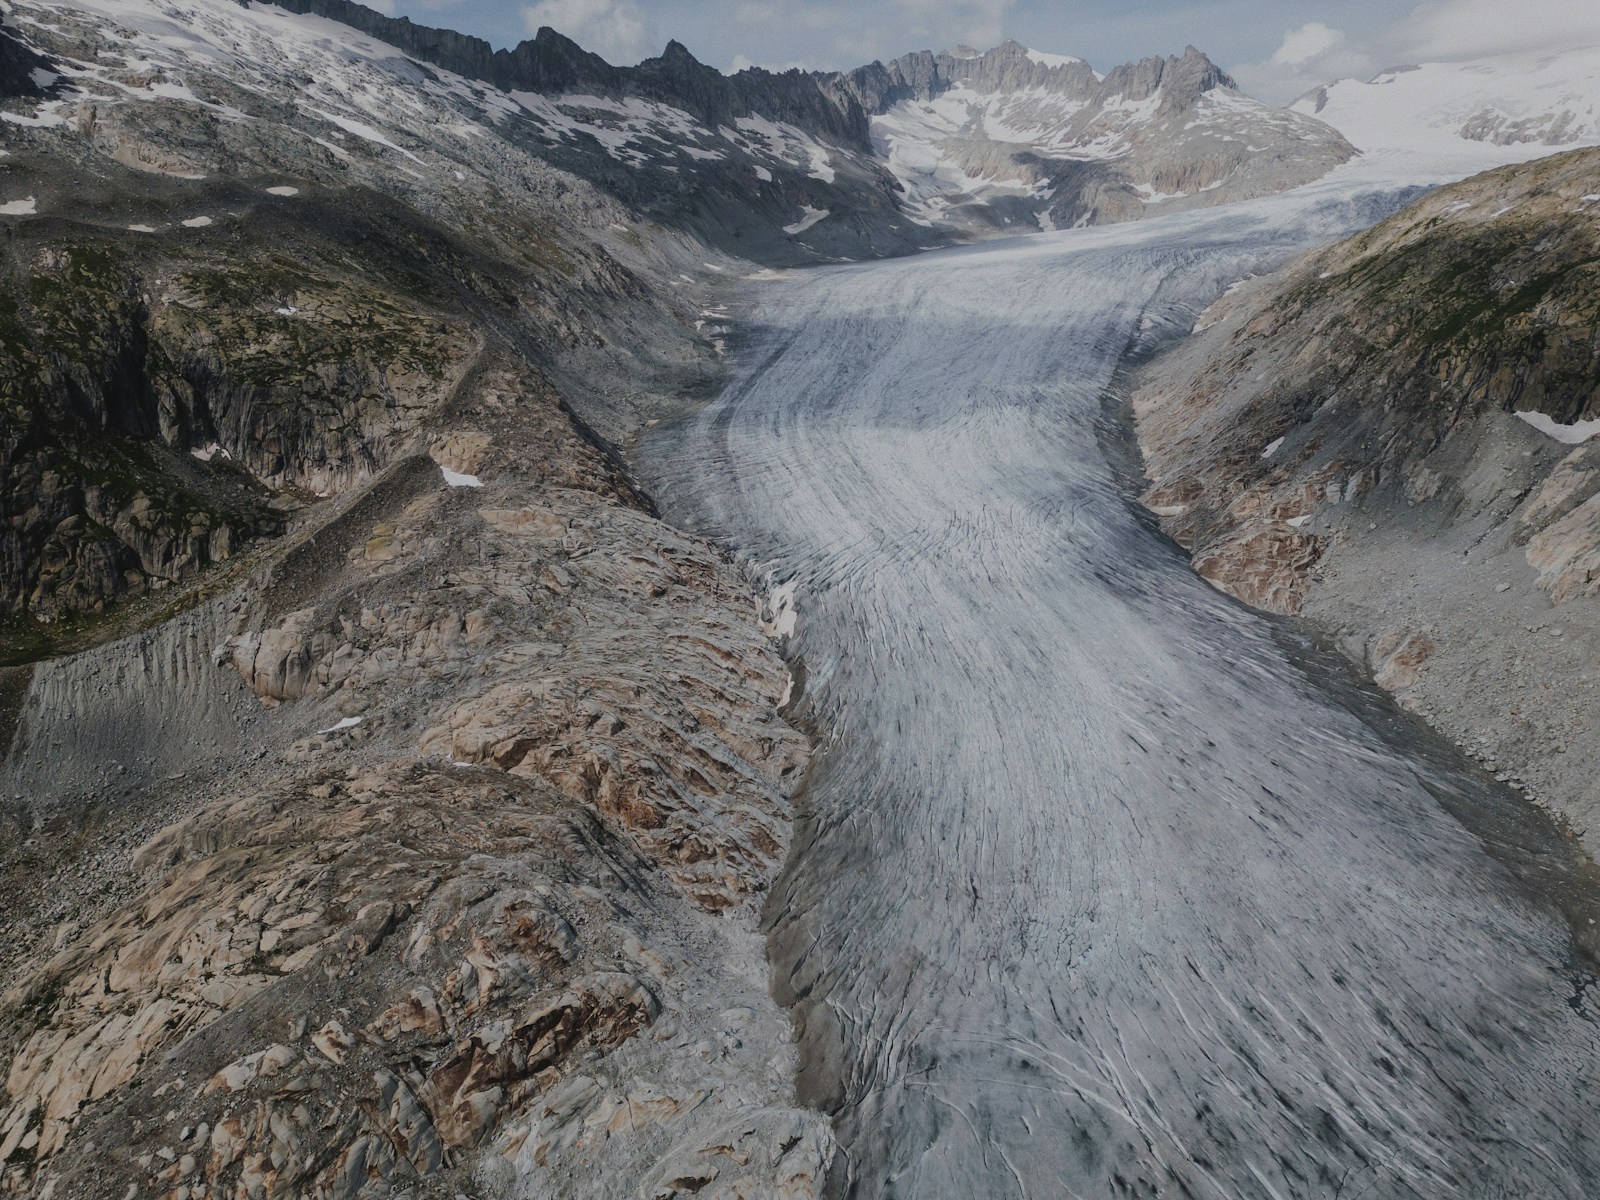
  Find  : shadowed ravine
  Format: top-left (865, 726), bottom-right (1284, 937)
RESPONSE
top-left (641, 189), bottom-right (1600, 1199)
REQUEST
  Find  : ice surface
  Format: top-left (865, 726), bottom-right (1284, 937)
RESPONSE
top-left (644, 161), bottom-right (1600, 1197)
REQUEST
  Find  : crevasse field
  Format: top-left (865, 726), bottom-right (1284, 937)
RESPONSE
top-left (644, 162), bottom-right (1600, 1199)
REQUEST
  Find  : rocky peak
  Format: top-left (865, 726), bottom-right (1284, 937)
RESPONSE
top-left (1099, 45), bottom-right (1234, 112)
top-left (929, 39), bottom-right (1101, 98)
top-left (502, 25), bottom-right (620, 94)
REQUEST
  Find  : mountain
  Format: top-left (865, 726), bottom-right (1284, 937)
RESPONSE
top-left (1291, 43), bottom-right (1600, 156)
top-left (850, 40), bottom-right (1353, 231)
top-left (1135, 146), bottom-right (1600, 834)
top-left (0, 1), bottom-right (836, 1195)
top-left (3, 0), bottom-right (1353, 259)
top-left (0, 0), bottom-right (1361, 627)
top-left (0, 2), bottom-right (1373, 1196)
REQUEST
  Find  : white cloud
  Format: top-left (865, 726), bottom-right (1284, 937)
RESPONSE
top-left (1233, 22), bottom-right (1373, 105)
top-left (522, 0), bottom-right (649, 64)
top-left (891, 0), bottom-right (1017, 52)
top-left (1393, 0), bottom-right (1600, 60)
top-left (734, 3), bottom-right (842, 32)
top-left (1233, 0), bottom-right (1600, 106)
top-left (1270, 22), bottom-right (1343, 67)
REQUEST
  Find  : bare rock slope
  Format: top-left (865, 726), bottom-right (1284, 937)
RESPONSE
top-left (1135, 146), bottom-right (1600, 854)
top-left (0, 2), bottom-right (833, 1197)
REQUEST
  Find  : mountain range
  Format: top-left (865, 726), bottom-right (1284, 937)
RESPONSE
top-left (4, 1), bottom-right (1600, 1197)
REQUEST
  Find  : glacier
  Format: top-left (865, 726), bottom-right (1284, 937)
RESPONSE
top-left (643, 165), bottom-right (1600, 1197)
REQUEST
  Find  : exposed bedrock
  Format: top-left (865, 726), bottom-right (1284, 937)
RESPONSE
top-left (0, 360), bottom-right (828, 1197)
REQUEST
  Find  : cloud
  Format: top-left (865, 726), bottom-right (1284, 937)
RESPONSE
top-left (1232, 0), bottom-right (1600, 106)
top-left (522, 0), bottom-right (649, 64)
top-left (1232, 22), bottom-right (1375, 105)
top-left (1392, 0), bottom-right (1600, 60)
top-left (890, 0), bottom-right (1017, 51)
top-left (1270, 22), bottom-right (1343, 67)
top-left (733, 3), bottom-right (843, 32)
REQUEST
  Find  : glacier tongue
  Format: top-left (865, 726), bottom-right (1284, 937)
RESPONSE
top-left (643, 173), bottom-right (1600, 1197)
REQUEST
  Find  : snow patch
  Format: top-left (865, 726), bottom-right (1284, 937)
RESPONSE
top-left (180, 215), bottom-right (213, 228)
top-left (127, 224), bottom-right (157, 233)
top-left (1287, 515), bottom-right (1312, 528)
top-left (318, 716), bottom-right (363, 735)
top-left (440, 466), bottom-right (484, 488)
top-left (760, 580), bottom-right (798, 640)
top-left (0, 197), bottom-right (38, 216)
top-left (1515, 410), bottom-right (1600, 444)
top-left (1261, 437), bottom-right (1285, 459)
top-left (265, 185), bottom-right (299, 196)
top-left (806, 144), bottom-right (835, 183)
top-left (310, 107), bottom-right (423, 162)
top-left (190, 443), bottom-right (232, 462)
top-left (784, 205), bottom-right (830, 235)
top-left (1024, 48), bottom-right (1083, 69)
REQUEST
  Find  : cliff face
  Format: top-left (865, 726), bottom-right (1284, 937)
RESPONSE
top-left (1135, 146), bottom-right (1600, 853)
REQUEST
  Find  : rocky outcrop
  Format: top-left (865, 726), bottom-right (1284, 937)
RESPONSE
top-left (0, 344), bottom-right (826, 1200)
top-left (1135, 145), bottom-right (1600, 852)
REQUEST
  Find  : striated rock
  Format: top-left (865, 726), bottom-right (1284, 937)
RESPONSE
top-left (0, 337), bottom-right (822, 1197)
top-left (1526, 493), bottom-right (1600, 603)
top-left (1191, 523), bottom-right (1325, 614)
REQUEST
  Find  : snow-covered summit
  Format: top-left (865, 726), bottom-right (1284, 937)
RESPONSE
top-left (1291, 42), bottom-right (1600, 158)
top-left (851, 42), bottom-right (1353, 232)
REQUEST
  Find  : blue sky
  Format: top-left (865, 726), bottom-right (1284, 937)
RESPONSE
top-left (365, 0), bottom-right (1600, 103)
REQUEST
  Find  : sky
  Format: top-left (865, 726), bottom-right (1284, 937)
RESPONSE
top-left (366, 0), bottom-right (1600, 104)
